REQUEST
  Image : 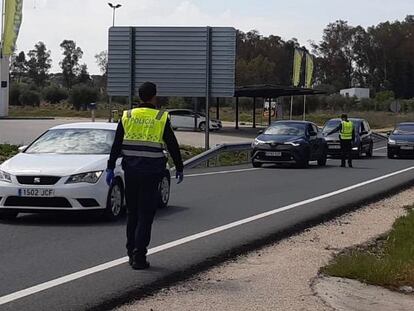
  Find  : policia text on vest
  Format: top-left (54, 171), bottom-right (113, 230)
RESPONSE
top-left (326, 114), bottom-right (356, 168)
top-left (106, 82), bottom-right (184, 270)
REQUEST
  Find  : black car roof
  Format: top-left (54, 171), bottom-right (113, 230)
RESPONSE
top-left (271, 120), bottom-right (314, 125)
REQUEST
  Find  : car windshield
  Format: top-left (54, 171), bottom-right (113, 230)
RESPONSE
top-left (393, 125), bottom-right (414, 135)
top-left (264, 123), bottom-right (306, 136)
top-left (25, 129), bottom-right (115, 154)
top-left (322, 120), bottom-right (341, 134)
top-left (323, 120), bottom-right (359, 134)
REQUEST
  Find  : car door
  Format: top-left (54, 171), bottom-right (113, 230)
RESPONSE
top-left (359, 120), bottom-right (370, 151)
top-left (307, 124), bottom-right (320, 159)
top-left (170, 110), bottom-right (192, 129)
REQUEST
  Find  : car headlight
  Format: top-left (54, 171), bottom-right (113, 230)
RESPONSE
top-left (285, 140), bottom-right (303, 147)
top-left (352, 147), bottom-right (359, 150)
top-left (252, 138), bottom-right (265, 147)
top-left (0, 170), bottom-right (12, 183)
top-left (65, 171), bottom-right (103, 184)
top-left (388, 139), bottom-right (396, 145)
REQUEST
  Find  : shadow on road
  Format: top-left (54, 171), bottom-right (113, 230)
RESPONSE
top-left (0, 205), bottom-right (189, 227)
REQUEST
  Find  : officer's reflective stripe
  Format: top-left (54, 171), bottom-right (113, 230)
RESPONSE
top-left (123, 140), bottom-right (163, 149)
top-left (122, 150), bottom-right (166, 158)
top-left (156, 110), bottom-right (165, 120)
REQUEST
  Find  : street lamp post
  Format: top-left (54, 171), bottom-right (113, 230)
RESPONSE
top-left (108, 2), bottom-right (122, 27)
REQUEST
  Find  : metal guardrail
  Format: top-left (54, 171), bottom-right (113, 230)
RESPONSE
top-left (183, 142), bottom-right (253, 169)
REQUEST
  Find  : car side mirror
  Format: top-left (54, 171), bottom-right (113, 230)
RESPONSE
top-left (257, 130), bottom-right (264, 135)
top-left (309, 131), bottom-right (317, 137)
top-left (387, 131), bottom-right (392, 136)
top-left (18, 145), bottom-right (27, 153)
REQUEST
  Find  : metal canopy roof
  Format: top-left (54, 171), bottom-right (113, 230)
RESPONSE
top-left (234, 84), bottom-right (326, 98)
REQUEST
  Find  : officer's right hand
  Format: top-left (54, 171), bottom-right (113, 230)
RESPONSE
top-left (176, 171), bottom-right (184, 184)
top-left (105, 169), bottom-right (115, 186)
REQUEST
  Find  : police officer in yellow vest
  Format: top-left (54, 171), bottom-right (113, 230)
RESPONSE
top-left (106, 82), bottom-right (184, 270)
top-left (326, 114), bottom-right (355, 168)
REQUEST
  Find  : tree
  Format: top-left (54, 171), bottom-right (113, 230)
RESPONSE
top-left (69, 85), bottom-right (99, 110)
top-left (95, 50), bottom-right (108, 76)
top-left (10, 51), bottom-right (27, 82)
top-left (26, 42), bottom-right (52, 87)
top-left (59, 40), bottom-right (83, 88)
top-left (77, 64), bottom-right (91, 85)
top-left (312, 20), bottom-right (358, 91)
top-left (43, 85), bottom-right (69, 104)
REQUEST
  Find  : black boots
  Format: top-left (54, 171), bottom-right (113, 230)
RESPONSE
top-left (131, 253), bottom-right (150, 270)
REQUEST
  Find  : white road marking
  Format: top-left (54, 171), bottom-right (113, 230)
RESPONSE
top-left (1, 165), bottom-right (414, 305)
top-left (374, 146), bottom-right (387, 151)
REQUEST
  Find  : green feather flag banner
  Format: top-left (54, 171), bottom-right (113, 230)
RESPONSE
top-left (292, 48), bottom-right (304, 87)
top-left (305, 53), bottom-right (314, 88)
top-left (2, 0), bottom-right (23, 56)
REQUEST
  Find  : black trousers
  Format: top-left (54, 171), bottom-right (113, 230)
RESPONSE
top-left (124, 171), bottom-right (161, 258)
top-left (340, 139), bottom-right (353, 166)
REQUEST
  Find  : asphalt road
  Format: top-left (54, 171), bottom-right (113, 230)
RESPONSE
top-left (1, 142), bottom-right (414, 311)
top-left (0, 119), bottom-right (253, 147)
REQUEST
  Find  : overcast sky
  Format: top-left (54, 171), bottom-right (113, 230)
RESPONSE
top-left (16, 0), bottom-right (411, 74)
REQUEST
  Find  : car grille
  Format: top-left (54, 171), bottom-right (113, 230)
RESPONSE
top-left (4, 197), bottom-right (72, 208)
top-left (16, 176), bottom-right (61, 185)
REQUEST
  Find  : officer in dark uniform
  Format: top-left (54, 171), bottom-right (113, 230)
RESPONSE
top-left (106, 82), bottom-right (184, 270)
top-left (326, 114), bottom-right (355, 168)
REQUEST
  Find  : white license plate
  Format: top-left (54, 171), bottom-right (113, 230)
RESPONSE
top-left (266, 151), bottom-right (282, 157)
top-left (18, 188), bottom-right (55, 197)
top-left (401, 146), bottom-right (414, 150)
top-left (329, 145), bottom-right (341, 149)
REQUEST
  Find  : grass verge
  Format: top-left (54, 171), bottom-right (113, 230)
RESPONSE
top-left (322, 207), bottom-right (414, 289)
top-left (0, 144), bottom-right (18, 163)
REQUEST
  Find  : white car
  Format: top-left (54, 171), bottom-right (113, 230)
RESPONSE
top-left (168, 109), bottom-right (222, 131)
top-left (0, 122), bottom-right (171, 221)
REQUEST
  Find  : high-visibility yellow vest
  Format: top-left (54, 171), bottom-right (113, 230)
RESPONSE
top-left (340, 121), bottom-right (353, 140)
top-left (121, 108), bottom-right (169, 158)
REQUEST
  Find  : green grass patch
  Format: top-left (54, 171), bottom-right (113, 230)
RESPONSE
top-left (323, 207), bottom-right (414, 289)
top-left (0, 144), bottom-right (18, 163)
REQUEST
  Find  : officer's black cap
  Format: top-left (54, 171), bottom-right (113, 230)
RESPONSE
top-left (139, 82), bottom-right (157, 102)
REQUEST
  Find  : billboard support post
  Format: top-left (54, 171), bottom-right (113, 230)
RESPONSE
top-left (205, 26), bottom-right (212, 150)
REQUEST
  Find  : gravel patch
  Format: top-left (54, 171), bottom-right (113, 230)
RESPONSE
top-left (116, 188), bottom-right (414, 311)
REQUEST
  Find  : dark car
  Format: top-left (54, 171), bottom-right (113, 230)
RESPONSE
top-left (322, 118), bottom-right (374, 158)
top-left (387, 122), bottom-right (414, 158)
top-left (251, 121), bottom-right (327, 168)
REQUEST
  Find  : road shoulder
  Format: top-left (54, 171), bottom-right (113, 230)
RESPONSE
top-left (116, 187), bottom-right (414, 311)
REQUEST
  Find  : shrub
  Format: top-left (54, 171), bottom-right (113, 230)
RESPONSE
top-left (43, 85), bottom-right (68, 104)
top-left (375, 90), bottom-right (395, 102)
top-left (19, 89), bottom-right (41, 107)
top-left (69, 85), bottom-right (99, 110)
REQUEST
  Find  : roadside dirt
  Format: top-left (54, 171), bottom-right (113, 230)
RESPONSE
top-left (116, 187), bottom-right (414, 311)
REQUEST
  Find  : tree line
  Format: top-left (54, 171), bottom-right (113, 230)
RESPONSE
top-left (10, 15), bottom-right (413, 113)
top-left (236, 15), bottom-right (414, 100)
top-left (10, 40), bottom-right (107, 110)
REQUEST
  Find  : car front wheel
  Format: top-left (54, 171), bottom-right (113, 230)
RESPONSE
top-left (198, 122), bottom-right (206, 131)
top-left (252, 160), bottom-right (262, 168)
top-left (104, 180), bottom-right (124, 221)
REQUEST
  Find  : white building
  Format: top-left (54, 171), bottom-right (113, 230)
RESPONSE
top-left (340, 88), bottom-right (370, 99)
